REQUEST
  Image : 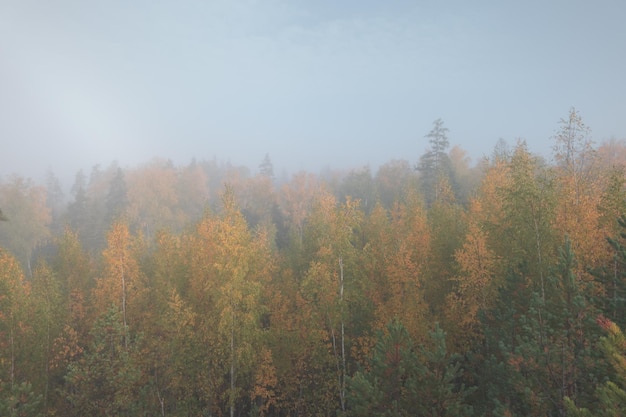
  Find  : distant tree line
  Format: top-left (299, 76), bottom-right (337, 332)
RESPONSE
top-left (1, 108), bottom-right (626, 415)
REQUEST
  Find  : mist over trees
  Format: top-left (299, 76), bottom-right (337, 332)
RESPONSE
top-left (2, 110), bottom-right (626, 415)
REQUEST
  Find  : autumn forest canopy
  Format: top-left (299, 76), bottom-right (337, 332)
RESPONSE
top-left (4, 108), bottom-right (626, 416)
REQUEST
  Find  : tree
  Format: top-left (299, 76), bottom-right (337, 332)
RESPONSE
top-left (424, 176), bottom-right (467, 321)
top-left (448, 145), bottom-right (481, 203)
top-left (126, 158), bottom-right (182, 238)
top-left (0, 176), bottom-right (51, 275)
top-left (104, 166), bottom-right (128, 225)
top-left (552, 108), bottom-right (605, 274)
top-left (66, 170), bottom-right (90, 246)
top-left (0, 249), bottom-right (28, 388)
top-left (45, 170), bottom-right (65, 235)
top-left (300, 191), bottom-right (365, 413)
top-left (446, 215), bottom-right (501, 350)
top-left (214, 189), bottom-right (264, 417)
top-left (238, 172), bottom-right (278, 232)
top-left (599, 215), bottom-right (626, 330)
top-left (177, 159), bottom-right (210, 223)
top-left (374, 159), bottom-right (417, 209)
top-left (144, 288), bottom-right (205, 416)
top-left (92, 221), bottom-right (144, 348)
top-left (63, 306), bottom-right (141, 416)
top-left (410, 324), bottom-right (474, 417)
top-left (502, 141), bottom-right (557, 303)
top-left (347, 320), bottom-right (473, 417)
top-left (347, 319), bottom-right (417, 416)
top-left (566, 318), bottom-right (626, 416)
top-left (417, 118), bottom-right (453, 204)
top-left (363, 190), bottom-right (431, 341)
top-left (336, 166), bottom-right (377, 214)
top-left (29, 262), bottom-right (65, 414)
top-left (478, 238), bottom-right (603, 416)
top-left (250, 348), bottom-right (278, 416)
top-left (258, 153), bottom-right (274, 179)
top-left (0, 381), bottom-right (42, 417)
top-left (187, 187), bottom-right (273, 416)
top-left (552, 107), bottom-right (594, 176)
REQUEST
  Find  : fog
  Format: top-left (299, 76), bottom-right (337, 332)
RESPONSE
top-left (2, 0), bottom-right (625, 183)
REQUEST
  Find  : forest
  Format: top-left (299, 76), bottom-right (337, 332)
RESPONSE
top-left (2, 108), bottom-right (626, 416)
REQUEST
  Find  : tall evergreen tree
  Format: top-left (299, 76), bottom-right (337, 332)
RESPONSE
top-left (63, 306), bottom-right (141, 416)
top-left (599, 214), bottom-right (626, 330)
top-left (347, 320), bottom-right (473, 417)
top-left (476, 237), bottom-right (604, 416)
top-left (566, 318), bottom-right (626, 416)
top-left (417, 118), bottom-right (453, 204)
top-left (105, 167), bottom-right (128, 225)
top-left (259, 153), bottom-right (274, 179)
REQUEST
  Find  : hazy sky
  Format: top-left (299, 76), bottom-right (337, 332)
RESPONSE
top-left (1, 0), bottom-right (625, 181)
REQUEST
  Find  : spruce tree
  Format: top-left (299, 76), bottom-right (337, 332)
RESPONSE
top-left (417, 119), bottom-right (453, 204)
top-left (347, 320), bottom-right (473, 416)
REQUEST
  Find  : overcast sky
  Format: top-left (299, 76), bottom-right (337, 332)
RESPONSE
top-left (1, 0), bottom-right (625, 181)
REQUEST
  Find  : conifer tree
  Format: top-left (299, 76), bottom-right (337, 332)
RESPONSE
top-left (63, 306), bottom-right (141, 416)
top-left (600, 214), bottom-right (626, 330)
top-left (566, 318), bottom-right (626, 416)
top-left (477, 237), bottom-right (603, 415)
top-left (417, 118), bottom-right (453, 204)
top-left (347, 320), bottom-right (473, 417)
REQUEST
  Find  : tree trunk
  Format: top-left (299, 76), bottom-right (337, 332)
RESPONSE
top-left (339, 257), bottom-right (346, 412)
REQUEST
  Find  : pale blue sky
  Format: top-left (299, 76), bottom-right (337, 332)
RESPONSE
top-left (1, 0), bottom-right (625, 180)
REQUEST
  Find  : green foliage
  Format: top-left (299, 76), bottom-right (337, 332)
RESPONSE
top-left (7, 130), bottom-right (626, 416)
top-left (566, 319), bottom-right (626, 416)
top-left (347, 320), bottom-right (473, 417)
top-left (477, 237), bottom-right (604, 416)
top-left (600, 214), bottom-right (626, 330)
top-left (0, 381), bottom-right (42, 417)
top-left (63, 306), bottom-right (141, 416)
top-left (0, 177), bottom-right (51, 273)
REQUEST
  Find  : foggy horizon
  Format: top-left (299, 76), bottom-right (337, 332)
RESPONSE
top-left (2, 1), bottom-right (625, 182)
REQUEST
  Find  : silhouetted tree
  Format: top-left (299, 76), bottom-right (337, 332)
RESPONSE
top-left (417, 118), bottom-right (453, 203)
top-left (259, 153), bottom-right (274, 179)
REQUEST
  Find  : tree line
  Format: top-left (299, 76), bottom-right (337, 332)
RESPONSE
top-left (1, 108), bottom-right (626, 416)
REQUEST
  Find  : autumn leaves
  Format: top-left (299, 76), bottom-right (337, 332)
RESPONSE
top-left (2, 109), bottom-right (626, 415)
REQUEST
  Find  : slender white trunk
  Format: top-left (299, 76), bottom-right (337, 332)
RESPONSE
top-left (339, 257), bottom-right (346, 412)
top-left (230, 301), bottom-right (235, 417)
top-left (121, 253), bottom-right (128, 349)
top-left (155, 368), bottom-right (165, 417)
top-left (532, 212), bottom-right (545, 304)
top-left (10, 318), bottom-right (15, 388)
top-left (44, 291), bottom-right (51, 412)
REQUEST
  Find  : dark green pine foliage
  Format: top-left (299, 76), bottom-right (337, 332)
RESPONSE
top-left (467, 266), bottom-right (535, 417)
top-left (476, 237), bottom-right (604, 416)
top-left (600, 214), bottom-right (626, 330)
top-left (0, 381), bottom-right (42, 417)
top-left (63, 306), bottom-right (141, 416)
top-left (347, 319), bottom-right (415, 417)
top-left (565, 319), bottom-right (626, 416)
top-left (346, 320), bottom-right (473, 417)
top-left (410, 324), bottom-right (475, 417)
